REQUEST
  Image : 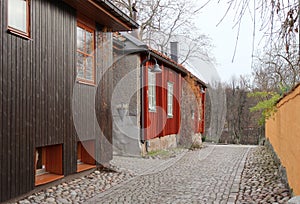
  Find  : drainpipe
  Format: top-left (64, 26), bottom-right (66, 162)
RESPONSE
top-left (140, 53), bottom-right (150, 144)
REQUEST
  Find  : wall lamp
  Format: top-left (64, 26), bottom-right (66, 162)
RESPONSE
top-left (150, 58), bottom-right (162, 73)
top-left (200, 86), bottom-right (206, 93)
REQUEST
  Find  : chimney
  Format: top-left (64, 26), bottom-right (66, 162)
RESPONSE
top-left (132, 2), bottom-right (137, 21)
top-left (131, 2), bottom-right (139, 39)
top-left (170, 42), bottom-right (178, 63)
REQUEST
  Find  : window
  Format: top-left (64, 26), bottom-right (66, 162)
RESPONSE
top-left (77, 22), bottom-right (95, 84)
top-left (7, 0), bottom-right (30, 37)
top-left (167, 82), bottom-right (174, 117)
top-left (148, 68), bottom-right (156, 111)
top-left (77, 140), bottom-right (96, 173)
top-left (35, 145), bottom-right (63, 186)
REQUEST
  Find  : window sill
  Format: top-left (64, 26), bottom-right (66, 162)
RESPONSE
top-left (76, 80), bottom-right (96, 87)
top-left (167, 114), bottom-right (173, 118)
top-left (148, 108), bottom-right (156, 113)
top-left (35, 173), bottom-right (64, 186)
top-left (7, 27), bottom-right (31, 40)
top-left (77, 163), bottom-right (96, 173)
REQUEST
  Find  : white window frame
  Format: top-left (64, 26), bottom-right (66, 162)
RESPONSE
top-left (167, 82), bottom-right (174, 117)
top-left (148, 68), bottom-right (156, 112)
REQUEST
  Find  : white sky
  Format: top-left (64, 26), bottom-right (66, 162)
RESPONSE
top-left (193, 0), bottom-right (261, 82)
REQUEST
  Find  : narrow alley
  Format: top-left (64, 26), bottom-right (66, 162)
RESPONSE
top-left (16, 144), bottom-right (291, 204)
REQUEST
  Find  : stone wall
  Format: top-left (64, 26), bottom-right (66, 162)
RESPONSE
top-left (144, 134), bottom-right (177, 153)
top-left (178, 76), bottom-right (203, 148)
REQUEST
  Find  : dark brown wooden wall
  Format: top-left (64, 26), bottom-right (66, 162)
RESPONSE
top-left (0, 0), bottom-right (77, 201)
top-left (0, 0), bottom-right (116, 201)
top-left (0, 0), bottom-right (116, 202)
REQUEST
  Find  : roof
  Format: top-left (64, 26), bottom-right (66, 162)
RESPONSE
top-left (95, 0), bottom-right (139, 29)
top-left (114, 32), bottom-right (207, 87)
top-left (63, 0), bottom-right (138, 31)
top-left (148, 48), bottom-right (207, 87)
top-left (183, 60), bottom-right (207, 84)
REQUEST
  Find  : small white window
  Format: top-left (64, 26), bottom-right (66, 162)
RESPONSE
top-left (148, 69), bottom-right (156, 111)
top-left (8, 0), bottom-right (30, 37)
top-left (167, 82), bottom-right (174, 117)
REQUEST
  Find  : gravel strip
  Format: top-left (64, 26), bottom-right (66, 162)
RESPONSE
top-left (16, 170), bottom-right (133, 204)
top-left (236, 146), bottom-right (291, 204)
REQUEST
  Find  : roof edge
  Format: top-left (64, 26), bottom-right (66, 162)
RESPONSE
top-left (96, 0), bottom-right (139, 29)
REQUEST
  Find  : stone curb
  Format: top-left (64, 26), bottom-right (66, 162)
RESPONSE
top-left (228, 147), bottom-right (252, 203)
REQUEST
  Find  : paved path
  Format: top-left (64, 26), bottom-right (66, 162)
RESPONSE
top-left (88, 145), bottom-right (254, 204)
top-left (110, 149), bottom-right (187, 176)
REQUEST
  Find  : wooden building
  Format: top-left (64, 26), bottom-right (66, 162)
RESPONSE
top-left (112, 33), bottom-right (206, 155)
top-left (0, 0), bottom-right (138, 202)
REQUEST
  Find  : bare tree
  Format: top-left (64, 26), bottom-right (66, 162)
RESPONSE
top-left (111, 0), bottom-right (214, 63)
top-left (252, 40), bottom-right (300, 91)
top-left (221, 75), bottom-right (262, 144)
top-left (215, 0), bottom-right (300, 54)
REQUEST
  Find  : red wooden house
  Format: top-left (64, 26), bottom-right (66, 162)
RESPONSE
top-left (112, 33), bottom-right (206, 154)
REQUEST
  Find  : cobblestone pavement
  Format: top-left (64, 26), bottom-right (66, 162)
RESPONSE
top-left (88, 145), bottom-right (252, 204)
top-left (236, 146), bottom-right (291, 203)
top-left (16, 144), bottom-right (292, 204)
top-left (17, 171), bottom-right (134, 204)
top-left (16, 149), bottom-right (186, 204)
top-left (110, 149), bottom-right (187, 176)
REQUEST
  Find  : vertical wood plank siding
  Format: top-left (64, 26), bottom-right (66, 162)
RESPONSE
top-left (144, 63), bottom-right (181, 140)
top-left (96, 31), bottom-right (113, 164)
top-left (200, 92), bottom-right (206, 133)
top-left (0, 0), bottom-right (116, 201)
top-left (0, 0), bottom-right (3, 200)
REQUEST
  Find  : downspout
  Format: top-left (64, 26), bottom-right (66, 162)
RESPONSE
top-left (140, 53), bottom-right (150, 145)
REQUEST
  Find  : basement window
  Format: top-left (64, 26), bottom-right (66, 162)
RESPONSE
top-left (35, 144), bottom-right (64, 186)
top-left (77, 140), bottom-right (96, 172)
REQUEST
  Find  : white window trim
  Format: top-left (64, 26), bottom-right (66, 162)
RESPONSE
top-left (148, 68), bottom-right (156, 112)
top-left (167, 82), bottom-right (174, 117)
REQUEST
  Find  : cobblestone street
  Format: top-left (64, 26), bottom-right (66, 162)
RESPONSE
top-left (16, 144), bottom-right (292, 204)
top-left (89, 145), bottom-right (251, 203)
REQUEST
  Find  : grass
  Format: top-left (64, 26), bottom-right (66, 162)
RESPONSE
top-left (147, 149), bottom-right (170, 157)
top-left (146, 147), bottom-right (185, 159)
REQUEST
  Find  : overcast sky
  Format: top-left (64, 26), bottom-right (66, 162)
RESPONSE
top-left (193, 0), bottom-right (261, 83)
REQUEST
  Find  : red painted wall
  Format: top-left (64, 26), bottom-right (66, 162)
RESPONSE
top-left (144, 62), bottom-right (181, 140)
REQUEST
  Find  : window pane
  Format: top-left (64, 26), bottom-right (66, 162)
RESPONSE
top-left (167, 82), bottom-right (173, 116)
top-left (86, 56), bottom-right (94, 81)
top-left (76, 23), bottom-right (95, 83)
top-left (77, 27), bottom-right (85, 51)
top-left (77, 53), bottom-right (85, 79)
top-left (148, 69), bottom-right (156, 111)
top-left (8, 0), bottom-right (27, 33)
top-left (86, 31), bottom-right (94, 55)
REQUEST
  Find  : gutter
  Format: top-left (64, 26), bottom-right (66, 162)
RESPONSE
top-left (95, 0), bottom-right (139, 29)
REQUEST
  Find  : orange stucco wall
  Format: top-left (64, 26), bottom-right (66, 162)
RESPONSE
top-left (266, 84), bottom-right (300, 195)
